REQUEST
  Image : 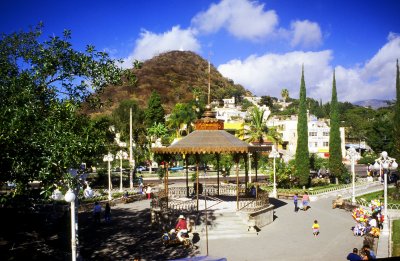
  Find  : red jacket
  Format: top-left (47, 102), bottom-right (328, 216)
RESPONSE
top-left (176, 219), bottom-right (187, 230)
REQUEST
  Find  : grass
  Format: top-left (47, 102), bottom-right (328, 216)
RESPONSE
top-left (392, 220), bottom-right (400, 256)
top-left (356, 187), bottom-right (400, 205)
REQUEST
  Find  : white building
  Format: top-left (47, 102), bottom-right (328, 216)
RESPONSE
top-left (267, 114), bottom-right (346, 161)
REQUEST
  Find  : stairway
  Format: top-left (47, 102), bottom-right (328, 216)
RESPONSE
top-left (197, 209), bottom-right (258, 240)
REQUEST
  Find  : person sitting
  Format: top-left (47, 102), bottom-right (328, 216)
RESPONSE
top-left (175, 214), bottom-right (188, 242)
top-left (347, 248), bottom-right (362, 261)
top-left (332, 194), bottom-right (344, 209)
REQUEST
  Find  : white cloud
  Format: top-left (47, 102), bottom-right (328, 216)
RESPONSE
top-left (191, 0), bottom-right (278, 41)
top-left (218, 50), bottom-right (333, 101)
top-left (218, 34), bottom-right (400, 102)
top-left (290, 20), bottom-right (322, 48)
top-left (122, 26), bottom-right (200, 67)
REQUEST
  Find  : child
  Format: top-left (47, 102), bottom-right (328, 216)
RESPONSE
top-left (312, 220), bottom-right (320, 237)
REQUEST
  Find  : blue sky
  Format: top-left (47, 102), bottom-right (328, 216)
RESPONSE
top-left (2, 0), bottom-right (400, 103)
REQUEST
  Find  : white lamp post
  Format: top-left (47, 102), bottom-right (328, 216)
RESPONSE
top-left (269, 146), bottom-right (280, 198)
top-left (64, 189), bottom-right (77, 261)
top-left (248, 153), bottom-right (252, 183)
top-left (116, 149), bottom-right (128, 192)
top-left (103, 153), bottom-right (114, 200)
top-left (346, 146), bottom-right (360, 204)
top-left (373, 151), bottom-right (398, 234)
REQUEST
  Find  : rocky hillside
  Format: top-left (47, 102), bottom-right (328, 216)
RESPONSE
top-left (84, 51), bottom-right (250, 116)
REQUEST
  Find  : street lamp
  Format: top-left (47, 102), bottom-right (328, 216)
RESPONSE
top-left (248, 153), bottom-right (252, 183)
top-left (103, 153), bottom-right (114, 201)
top-left (346, 146), bottom-right (360, 204)
top-left (269, 146), bottom-right (280, 198)
top-left (373, 151), bottom-right (398, 234)
top-left (64, 189), bottom-right (77, 261)
top-left (116, 149), bottom-right (128, 192)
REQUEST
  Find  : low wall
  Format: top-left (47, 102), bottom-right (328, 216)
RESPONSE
top-left (239, 204), bottom-right (275, 230)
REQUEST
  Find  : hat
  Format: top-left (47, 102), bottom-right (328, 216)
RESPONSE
top-left (179, 215), bottom-right (185, 219)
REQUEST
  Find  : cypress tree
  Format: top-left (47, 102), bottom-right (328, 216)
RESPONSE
top-left (328, 70), bottom-right (344, 181)
top-left (145, 91), bottom-right (165, 127)
top-left (295, 66), bottom-right (310, 186)
top-left (393, 59), bottom-right (400, 160)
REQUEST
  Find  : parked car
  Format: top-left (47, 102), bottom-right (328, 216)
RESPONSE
top-left (169, 166), bottom-right (184, 171)
top-left (136, 166), bottom-right (146, 172)
top-left (189, 165), bottom-right (210, 171)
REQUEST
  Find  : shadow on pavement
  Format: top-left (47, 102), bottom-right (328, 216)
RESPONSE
top-left (79, 205), bottom-right (200, 260)
top-left (269, 198), bottom-right (288, 209)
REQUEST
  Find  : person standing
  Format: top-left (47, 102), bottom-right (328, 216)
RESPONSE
top-left (293, 193), bottom-right (299, 212)
top-left (104, 203), bottom-right (111, 223)
top-left (93, 201), bottom-right (102, 224)
top-left (312, 220), bottom-right (320, 237)
top-left (146, 185), bottom-right (152, 199)
top-left (347, 248), bottom-right (362, 261)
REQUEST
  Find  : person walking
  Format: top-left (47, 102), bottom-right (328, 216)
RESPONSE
top-left (104, 203), bottom-right (111, 223)
top-left (93, 201), bottom-right (102, 224)
top-left (312, 220), bottom-right (320, 237)
top-left (293, 193), bottom-right (299, 212)
top-left (146, 185), bottom-right (152, 199)
top-left (302, 192), bottom-right (310, 211)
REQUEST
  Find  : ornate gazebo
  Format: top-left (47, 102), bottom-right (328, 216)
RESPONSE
top-left (152, 105), bottom-right (271, 210)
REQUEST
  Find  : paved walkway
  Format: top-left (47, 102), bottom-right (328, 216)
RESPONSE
top-left (196, 196), bottom-right (364, 261)
top-left (79, 184), bottom-right (392, 260)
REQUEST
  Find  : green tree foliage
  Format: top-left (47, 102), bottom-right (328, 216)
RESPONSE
top-left (295, 67), bottom-right (310, 186)
top-left (167, 103), bottom-right (197, 137)
top-left (0, 26), bottom-right (126, 194)
top-left (259, 95), bottom-right (276, 108)
top-left (393, 60), bottom-right (400, 161)
top-left (145, 91), bottom-right (165, 127)
top-left (245, 106), bottom-right (268, 144)
top-left (240, 99), bottom-right (253, 111)
top-left (328, 71), bottom-right (345, 180)
top-left (281, 88), bottom-right (289, 102)
top-left (111, 99), bottom-right (145, 139)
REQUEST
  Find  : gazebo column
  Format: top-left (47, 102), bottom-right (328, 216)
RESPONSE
top-left (244, 153), bottom-right (248, 192)
top-left (216, 153), bottom-right (220, 196)
top-left (196, 154), bottom-right (200, 211)
top-left (184, 154), bottom-right (189, 198)
top-left (165, 161), bottom-right (169, 208)
top-left (235, 154), bottom-right (240, 210)
top-left (255, 152), bottom-right (258, 182)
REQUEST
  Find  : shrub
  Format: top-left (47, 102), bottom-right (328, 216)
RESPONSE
top-left (311, 178), bottom-right (330, 187)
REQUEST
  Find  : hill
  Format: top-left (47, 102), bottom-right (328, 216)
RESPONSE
top-left (353, 99), bottom-right (391, 109)
top-left (84, 51), bottom-right (250, 116)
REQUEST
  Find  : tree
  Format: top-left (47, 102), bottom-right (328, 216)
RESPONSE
top-left (295, 66), bottom-right (310, 186)
top-left (167, 103), bottom-right (197, 138)
top-left (260, 95), bottom-right (275, 108)
top-left (111, 99), bottom-right (145, 140)
top-left (145, 91), bottom-right (165, 127)
top-left (245, 106), bottom-right (268, 144)
top-left (281, 88), bottom-right (289, 102)
top-left (393, 59), bottom-right (400, 161)
top-left (328, 71), bottom-right (345, 181)
top-left (0, 26), bottom-right (127, 195)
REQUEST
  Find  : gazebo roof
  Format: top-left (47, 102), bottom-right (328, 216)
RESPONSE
top-left (152, 130), bottom-right (270, 154)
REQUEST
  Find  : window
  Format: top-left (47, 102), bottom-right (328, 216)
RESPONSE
top-left (323, 142), bottom-right (329, 147)
top-left (323, 132), bottom-right (329, 136)
top-left (309, 132), bottom-right (317, 137)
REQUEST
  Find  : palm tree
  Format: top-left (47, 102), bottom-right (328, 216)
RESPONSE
top-left (245, 106), bottom-right (268, 145)
top-left (167, 103), bottom-right (197, 138)
top-left (281, 88), bottom-right (289, 102)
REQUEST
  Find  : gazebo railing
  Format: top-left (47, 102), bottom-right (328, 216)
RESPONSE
top-left (238, 192), bottom-right (270, 212)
